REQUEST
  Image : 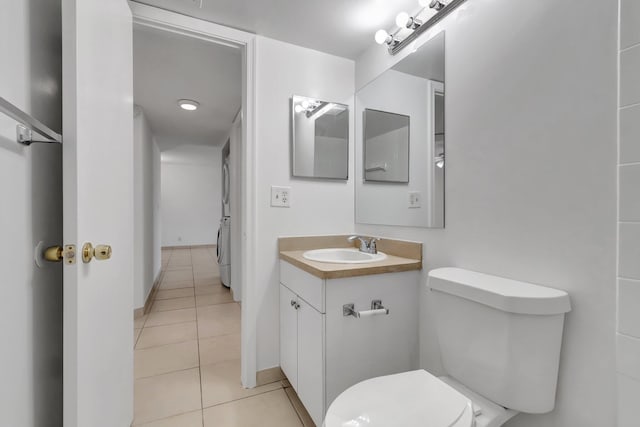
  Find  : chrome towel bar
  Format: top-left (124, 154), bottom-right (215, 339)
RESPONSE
top-left (0, 96), bottom-right (62, 145)
top-left (343, 300), bottom-right (390, 318)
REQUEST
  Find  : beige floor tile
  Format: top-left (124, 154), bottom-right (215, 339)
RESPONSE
top-left (155, 288), bottom-right (194, 300)
top-left (135, 315), bottom-right (148, 329)
top-left (199, 334), bottom-right (240, 366)
top-left (193, 271), bottom-right (219, 280)
top-left (136, 410), bottom-right (203, 427)
top-left (196, 292), bottom-right (234, 307)
top-left (195, 284), bottom-right (228, 296)
top-left (134, 328), bottom-right (142, 346)
top-left (164, 264), bottom-right (191, 271)
top-left (201, 359), bottom-right (281, 408)
top-left (284, 387), bottom-right (315, 427)
top-left (134, 368), bottom-right (201, 425)
top-left (197, 303), bottom-right (241, 338)
top-left (135, 340), bottom-right (199, 379)
top-left (159, 280), bottom-right (194, 290)
top-left (137, 322), bottom-right (197, 349)
top-left (167, 258), bottom-right (191, 266)
top-left (145, 308), bottom-right (196, 327)
top-left (163, 269), bottom-right (193, 282)
top-left (152, 296), bottom-right (196, 312)
top-left (202, 389), bottom-right (301, 427)
top-left (195, 277), bottom-right (222, 287)
top-left (256, 367), bottom-right (286, 387)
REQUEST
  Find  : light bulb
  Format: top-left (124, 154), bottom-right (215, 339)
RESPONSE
top-left (396, 12), bottom-right (410, 28)
top-left (294, 105), bottom-right (304, 114)
top-left (301, 99), bottom-right (310, 110)
top-left (375, 29), bottom-right (390, 45)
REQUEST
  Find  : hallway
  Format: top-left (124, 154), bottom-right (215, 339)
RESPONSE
top-left (133, 247), bottom-right (312, 426)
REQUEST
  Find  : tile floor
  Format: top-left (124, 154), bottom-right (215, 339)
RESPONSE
top-left (134, 246), bottom-right (314, 426)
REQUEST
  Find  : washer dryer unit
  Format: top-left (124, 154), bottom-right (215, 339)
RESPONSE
top-left (217, 216), bottom-right (231, 288)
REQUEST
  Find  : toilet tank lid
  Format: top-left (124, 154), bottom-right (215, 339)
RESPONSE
top-left (428, 268), bottom-right (571, 315)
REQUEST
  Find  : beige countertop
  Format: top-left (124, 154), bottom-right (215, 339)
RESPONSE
top-left (278, 235), bottom-right (422, 279)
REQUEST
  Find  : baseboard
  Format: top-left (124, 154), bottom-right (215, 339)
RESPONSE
top-left (134, 271), bottom-right (163, 319)
top-left (256, 366), bottom-right (286, 387)
top-left (162, 244), bottom-right (216, 249)
top-left (143, 272), bottom-right (163, 315)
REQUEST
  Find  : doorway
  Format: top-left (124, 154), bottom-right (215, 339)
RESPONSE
top-left (129, 3), bottom-right (259, 424)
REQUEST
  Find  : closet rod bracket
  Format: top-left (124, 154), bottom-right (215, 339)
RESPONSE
top-left (16, 124), bottom-right (60, 146)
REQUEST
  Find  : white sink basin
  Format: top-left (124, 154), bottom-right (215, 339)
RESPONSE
top-left (302, 248), bottom-right (387, 264)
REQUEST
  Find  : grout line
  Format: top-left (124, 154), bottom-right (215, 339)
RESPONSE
top-left (620, 101), bottom-right (640, 110)
top-left (191, 247), bottom-right (206, 422)
top-left (134, 363), bottom-right (201, 381)
top-left (621, 41), bottom-right (640, 53)
top-left (200, 387), bottom-right (285, 411)
top-left (618, 276), bottom-right (640, 282)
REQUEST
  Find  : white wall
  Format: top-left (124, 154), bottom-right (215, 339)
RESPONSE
top-left (0, 0), bottom-right (63, 425)
top-left (355, 0), bottom-right (618, 426)
top-left (254, 36), bottom-right (355, 370)
top-left (152, 141), bottom-right (161, 284)
top-left (133, 109), bottom-right (161, 308)
top-left (161, 145), bottom-right (221, 246)
top-left (616, 0), bottom-right (640, 425)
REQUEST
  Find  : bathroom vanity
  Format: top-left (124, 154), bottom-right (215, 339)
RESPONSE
top-left (278, 235), bottom-right (422, 425)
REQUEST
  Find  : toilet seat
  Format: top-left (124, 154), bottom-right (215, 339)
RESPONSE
top-left (323, 370), bottom-right (474, 427)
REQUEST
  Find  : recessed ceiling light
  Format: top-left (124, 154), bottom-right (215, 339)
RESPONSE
top-left (178, 99), bottom-right (199, 111)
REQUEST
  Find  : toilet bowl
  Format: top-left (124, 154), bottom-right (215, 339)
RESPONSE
top-left (323, 268), bottom-right (571, 427)
top-left (323, 370), bottom-right (517, 427)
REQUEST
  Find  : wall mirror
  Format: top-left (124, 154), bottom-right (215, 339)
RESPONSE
top-left (291, 95), bottom-right (349, 179)
top-left (355, 31), bottom-right (445, 228)
top-left (364, 109), bottom-right (410, 183)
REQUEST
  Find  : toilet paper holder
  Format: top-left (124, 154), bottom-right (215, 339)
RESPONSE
top-left (343, 300), bottom-right (390, 318)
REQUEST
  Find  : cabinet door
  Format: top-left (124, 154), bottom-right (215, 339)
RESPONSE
top-left (297, 298), bottom-right (325, 426)
top-left (279, 284), bottom-right (298, 390)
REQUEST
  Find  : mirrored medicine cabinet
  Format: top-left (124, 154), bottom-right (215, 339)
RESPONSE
top-left (291, 95), bottom-right (349, 180)
top-left (355, 31), bottom-right (445, 228)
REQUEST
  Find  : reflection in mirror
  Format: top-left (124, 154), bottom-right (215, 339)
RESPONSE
top-left (355, 31), bottom-right (445, 228)
top-left (291, 95), bottom-right (349, 179)
top-left (364, 109), bottom-right (410, 183)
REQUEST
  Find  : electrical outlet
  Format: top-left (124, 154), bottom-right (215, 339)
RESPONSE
top-left (408, 191), bottom-right (421, 208)
top-left (271, 186), bottom-right (291, 207)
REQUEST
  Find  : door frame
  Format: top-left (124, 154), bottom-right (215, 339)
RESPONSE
top-left (129, 2), bottom-right (258, 388)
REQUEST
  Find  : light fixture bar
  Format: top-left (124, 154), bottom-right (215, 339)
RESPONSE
top-left (389, 0), bottom-right (468, 55)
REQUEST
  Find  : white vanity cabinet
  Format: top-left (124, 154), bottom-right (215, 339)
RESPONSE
top-left (279, 260), bottom-right (419, 426)
top-left (279, 283), bottom-right (325, 424)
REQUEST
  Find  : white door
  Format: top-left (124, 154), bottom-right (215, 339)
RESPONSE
top-left (62, 1), bottom-right (134, 426)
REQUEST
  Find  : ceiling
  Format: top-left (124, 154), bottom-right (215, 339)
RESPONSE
top-left (133, 24), bottom-right (241, 150)
top-left (132, 0), bottom-right (431, 59)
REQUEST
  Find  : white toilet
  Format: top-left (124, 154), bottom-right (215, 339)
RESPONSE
top-left (324, 267), bottom-right (571, 427)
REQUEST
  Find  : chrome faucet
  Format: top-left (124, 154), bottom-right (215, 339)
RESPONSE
top-left (348, 235), bottom-right (379, 254)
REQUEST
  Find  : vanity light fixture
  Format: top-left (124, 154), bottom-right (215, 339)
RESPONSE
top-left (177, 99), bottom-right (199, 111)
top-left (396, 12), bottom-right (422, 30)
top-left (374, 29), bottom-right (399, 47)
top-left (375, 0), bottom-right (467, 55)
top-left (293, 98), bottom-right (325, 117)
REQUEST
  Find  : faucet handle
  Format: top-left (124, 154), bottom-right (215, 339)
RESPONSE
top-left (369, 238), bottom-right (379, 254)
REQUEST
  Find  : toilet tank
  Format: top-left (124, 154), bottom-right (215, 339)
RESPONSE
top-left (427, 268), bottom-right (571, 414)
